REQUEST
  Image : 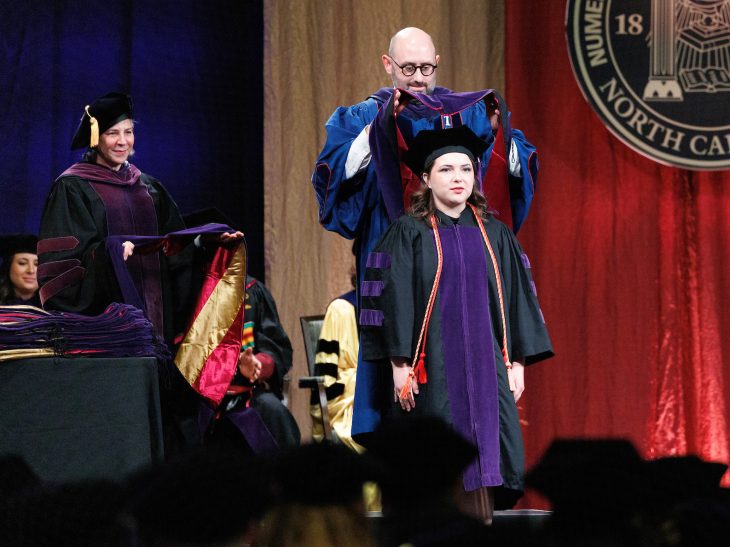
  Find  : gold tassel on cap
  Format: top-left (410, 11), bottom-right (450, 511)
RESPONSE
top-left (84, 105), bottom-right (99, 148)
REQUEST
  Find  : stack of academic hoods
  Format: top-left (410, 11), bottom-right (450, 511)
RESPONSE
top-left (0, 303), bottom-right (169, 362)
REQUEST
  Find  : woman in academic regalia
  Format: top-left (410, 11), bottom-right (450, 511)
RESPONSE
top-left (36, 93), bottom-right (242, 455)
top-left (37, 93), bottom-right (241, 345)
top-left (37, 92), bottom-right (194, 343)
top-left (359, 126), bottom-right (554, 521)
top-left (0, 234), bottom-right (40, 306)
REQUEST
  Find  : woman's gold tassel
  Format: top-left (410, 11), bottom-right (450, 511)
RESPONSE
top-left (84, 105), bottom-right (99, 148)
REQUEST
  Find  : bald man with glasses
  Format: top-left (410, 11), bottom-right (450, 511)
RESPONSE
top-left (381, 27), bottom-right (441, 95)
top-left (311, 27), bottom-right (539, 510)
top-left (313, 26), bottom-right (537, 245)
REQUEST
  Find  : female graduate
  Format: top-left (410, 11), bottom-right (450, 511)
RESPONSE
top-left (359, 126), bottom-right (553, 521)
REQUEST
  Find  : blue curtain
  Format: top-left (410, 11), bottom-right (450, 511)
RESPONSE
top-left (0, 0), bottom-right (265, 279)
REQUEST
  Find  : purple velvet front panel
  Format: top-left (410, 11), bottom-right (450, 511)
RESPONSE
top-left (89, 181), bottom-right (163, 335)
top-left (436, 224), bottom-right (502, 490)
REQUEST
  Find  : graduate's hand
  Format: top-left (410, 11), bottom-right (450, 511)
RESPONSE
top-left (238, 347), bottom-right (262, 382)
top-left (511, 361), bottom-right (525, 402)
top-left (392, 358), bottom-right (418, 412)
top-left (122, 241), bottom-right (134, 261)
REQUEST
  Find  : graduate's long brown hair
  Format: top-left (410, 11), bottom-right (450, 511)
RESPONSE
top-left (408, 158), bottom-right (490, 227)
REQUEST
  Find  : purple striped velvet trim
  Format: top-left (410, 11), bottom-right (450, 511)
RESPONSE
top-left (37, 259), bottom-right (81, 280)
top-left (520, 253), bottom-right (531, 269)
top-left (530, 280), bottom-right (538, 296)
top-left (360, 280), bottom-right (384, 297)
top-left (39, 267), bottom-right (85, 305)
top-left (438, 224), bottom-right (501, 490)
top-left (366, 252), bottom-right (391, 269)
top-left (37, 236), bottom-right (79, 255)
top-left (359, 308), bottom-right (384, 327)
top-left (89, 180), bottom-right (163, 335)
top-left (0, 303), bottom-right (168, 361)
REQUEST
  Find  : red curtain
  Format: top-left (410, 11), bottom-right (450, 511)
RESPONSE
top-left (505, 2), bottom-right (730, 508)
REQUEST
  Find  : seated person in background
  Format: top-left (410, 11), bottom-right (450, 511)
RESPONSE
top-left (238, 276), bottom-right (301, 448)
top-left (181, 207), bottom-right (299, 454)
top-left (310, 267), bottom-right (363, 452)
top-left (0, 234), bottom-right (40, 307)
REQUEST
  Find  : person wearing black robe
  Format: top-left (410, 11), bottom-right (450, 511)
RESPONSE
top-left (204, 276), bottom-right (300, 454)
top-left (359, 126), bottom-right (553, 519)
top-left (36, 93), bottom-right (247, 456)
top-left (37, 92), bottom-right (194, 344)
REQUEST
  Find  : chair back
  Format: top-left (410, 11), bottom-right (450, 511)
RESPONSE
top-left (299, 315), bottom-right (325, 375)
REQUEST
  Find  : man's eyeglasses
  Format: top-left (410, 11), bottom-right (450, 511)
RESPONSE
top-left (387, 55), bottom-right (437, 77)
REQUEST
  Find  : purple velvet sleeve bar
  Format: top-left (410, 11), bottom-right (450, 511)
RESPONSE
top-left (359, 308), bottom-right (384, 327)
top-left (520, 253), bottom-right (531, 269)
top-left (360, 280), bottom-right (384, 297)
top-left (366, 252), bottom-right (391, 269)
top-left (37, 259), bottom-right (82, 280)
top-left (38, 267), bottom-right (85, 305)
top-left (37, 236), bottom-right (79, 254)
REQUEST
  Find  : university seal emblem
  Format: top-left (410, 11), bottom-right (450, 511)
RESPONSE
top-left (566, 0), bottom-right (730, 170)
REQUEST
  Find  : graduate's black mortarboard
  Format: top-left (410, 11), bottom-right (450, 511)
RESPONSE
top-left (130, 448), bottom-right (268, 545)
top-left (525, 439), bottom-right (647, 512)
top-left (0, 234), bottom-right (38, 266)
top-left (403, 125), bottom-right (488, 175)
top-left (267, 442), bottom-right (377, 506)
top-left (643, 455), bottom-right (728, 504)
top-left (70, 92), bottom-right (133, 150)
top-left (182, 207), bottom-right (238, 231)
top-left (367, 416), bottom-right (478, 497)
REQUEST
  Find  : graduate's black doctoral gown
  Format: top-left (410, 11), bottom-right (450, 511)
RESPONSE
top-left (360, 208), bottom-right (553, 499)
